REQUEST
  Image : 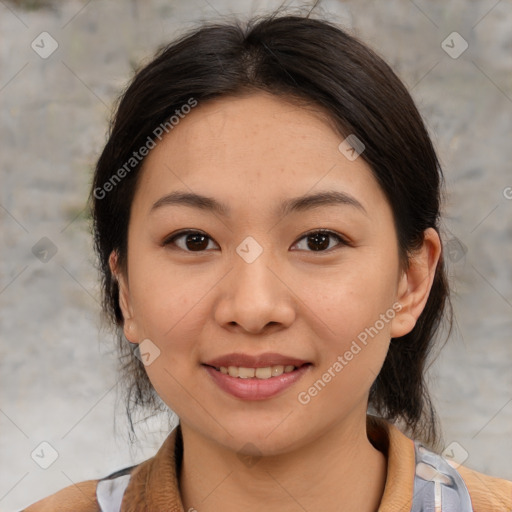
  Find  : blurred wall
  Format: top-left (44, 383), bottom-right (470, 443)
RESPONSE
top-left (1, 0), bottom-right (511, 510)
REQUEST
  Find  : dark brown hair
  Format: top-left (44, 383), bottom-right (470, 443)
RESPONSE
top-left (90, 10), bottom-right (451, 447)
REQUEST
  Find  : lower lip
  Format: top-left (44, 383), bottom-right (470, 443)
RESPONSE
top-left (203, 364), bottom-right (311, 400)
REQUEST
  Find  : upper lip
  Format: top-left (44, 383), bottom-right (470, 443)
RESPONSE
top-left (203, 352), bottom-right (310, 368)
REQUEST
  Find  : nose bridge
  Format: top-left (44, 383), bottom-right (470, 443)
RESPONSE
top-left (214, 236), bottom-right (295, 333)
top-left (232, 238), bottom-right (280, 301)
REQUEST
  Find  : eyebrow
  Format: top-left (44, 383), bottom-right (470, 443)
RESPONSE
top-left (150, 190), bottom-right (367, 217)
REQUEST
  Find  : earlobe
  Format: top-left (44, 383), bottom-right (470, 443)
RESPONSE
top-left (390, 228), bottom-right (441, 338)
top-left (109, 250), bottom-right (139, 343)
top-left (123, 319), bottom-right (138, 343)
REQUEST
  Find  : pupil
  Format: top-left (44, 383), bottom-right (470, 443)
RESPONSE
top-left (183, 233), bottom-right (330, 251)
top-left (308, 233), bottom-right (329, 251)
top-left (186, 233), bottom-right (208, 251)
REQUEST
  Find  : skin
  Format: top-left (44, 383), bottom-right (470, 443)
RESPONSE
top-left (110, 91), bottom-right (441, 511)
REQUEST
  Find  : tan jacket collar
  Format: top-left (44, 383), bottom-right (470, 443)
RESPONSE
top-left (120, 415), bottom-right (416, 512)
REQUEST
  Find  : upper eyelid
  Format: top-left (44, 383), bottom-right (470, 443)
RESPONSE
top-left (293, 230), bottom-right (350, 249)
top-left (164, 229), bottom-right (349, 249)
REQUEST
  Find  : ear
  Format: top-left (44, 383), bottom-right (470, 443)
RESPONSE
top-left (390, 228), bottom-right (442, 338)
top-left (109, 250), bottom-right (141, 343)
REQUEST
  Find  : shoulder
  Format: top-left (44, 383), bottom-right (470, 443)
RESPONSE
top-left (413, 441), bottom-right (512, 511)
top-left (373, 417), bottom-right (512, 510)
top-left (412, 440), bottom-right (512, 511)
top-left (21, 464), bottom-right (139, 512)
top-left (21, 479), bottom-right (101, 512)
top-left (458, 463), bottom-right (512, 510)
top-left (20, 427), bottom-right (179, 512)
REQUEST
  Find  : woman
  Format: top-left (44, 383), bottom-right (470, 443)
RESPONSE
top-left (23, 11), bottom-right (512, 512)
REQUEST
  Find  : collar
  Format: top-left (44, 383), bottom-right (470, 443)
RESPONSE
top-left (116, 415), bottom-right (473, 512)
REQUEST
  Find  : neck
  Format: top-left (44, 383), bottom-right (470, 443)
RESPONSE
top-left (179, 414), bottom-right (387, 512)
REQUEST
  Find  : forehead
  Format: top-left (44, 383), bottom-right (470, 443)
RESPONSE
top-left (176, 92), bottom-right (339, 146)
top-left (133, 92), bottom-right (388, 219)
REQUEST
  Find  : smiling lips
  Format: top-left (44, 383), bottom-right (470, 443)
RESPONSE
top-left (218, 364), bottom-right (296, 379)
top-left (202, 352), bottom-right (312, 400)
top-left (203, 352), bottom-right (310, 368)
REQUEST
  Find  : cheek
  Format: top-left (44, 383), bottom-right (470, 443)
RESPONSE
top-left (137, 302), bottom-right (213, 419)
top-left (297, 256), bottom-right (397, 406)
top-left (296, 276), bottom-right (394, 417)
top-left (129, 250), bottom-right (211, 337)
top-left (307, 258), bottom-right (398, 346)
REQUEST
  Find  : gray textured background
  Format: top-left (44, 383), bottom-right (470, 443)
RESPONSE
top-left (1, 0), bottom-right (511, 510)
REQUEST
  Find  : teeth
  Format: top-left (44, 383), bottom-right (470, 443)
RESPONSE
top-left (218, 364), bottom-right (297, 379)
top-left (238, 367), bottom-right (255, 379)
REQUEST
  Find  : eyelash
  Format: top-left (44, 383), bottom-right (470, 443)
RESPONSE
top-left (162, 229), bottom-right (351, 253)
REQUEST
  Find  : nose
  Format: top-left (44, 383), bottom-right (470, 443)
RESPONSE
top-left (213, 248), bottom-right (296, 335)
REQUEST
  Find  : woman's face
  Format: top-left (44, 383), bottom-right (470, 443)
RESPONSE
top-left (114, 92), bottom-right (422, 455)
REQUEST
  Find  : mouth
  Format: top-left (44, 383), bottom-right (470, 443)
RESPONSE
top-left (201, 356), bottom-right (313, 400)
top-left (204, 363), bottom-right (309, 379)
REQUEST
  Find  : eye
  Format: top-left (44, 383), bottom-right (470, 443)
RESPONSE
top-left (163, 230), bottom-right (219, 252)
top-left (163, 229), bottom-right (350, 253)
top-left (292, 230), bottom-right (349, 252)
